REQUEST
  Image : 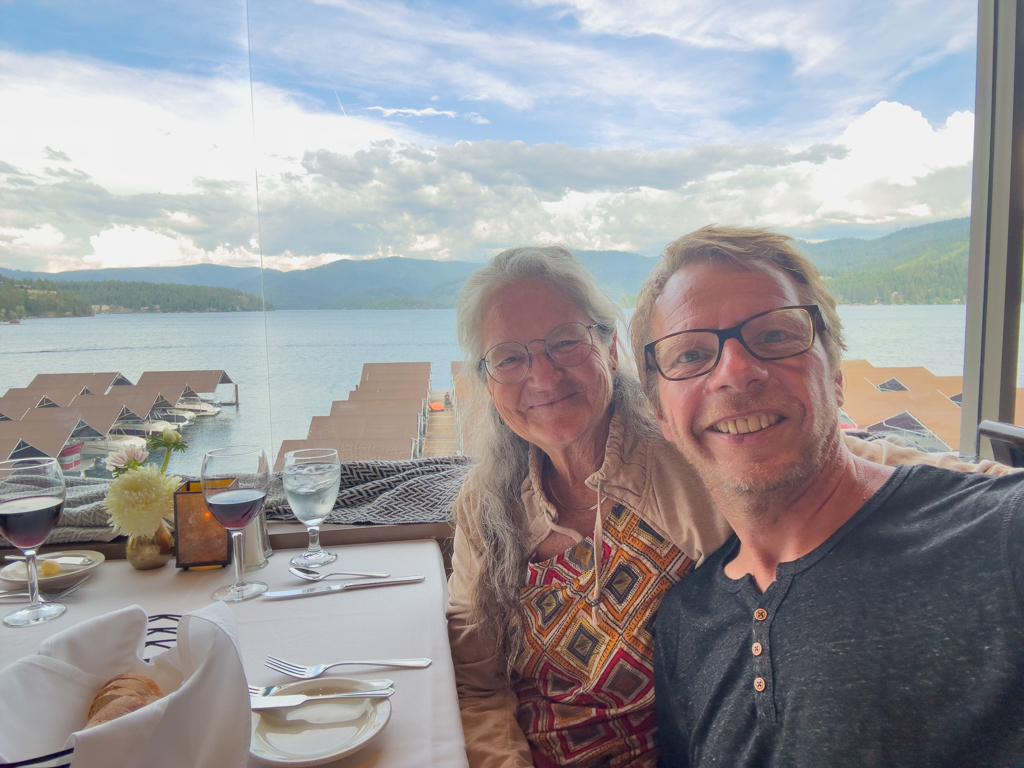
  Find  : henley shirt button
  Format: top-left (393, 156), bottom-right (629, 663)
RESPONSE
top-left (754, 677), bottom-right (766, 692)
top-left (754, 608), bottom-right (768, 621)
top-left (752, 642), bottom-right (763, 656)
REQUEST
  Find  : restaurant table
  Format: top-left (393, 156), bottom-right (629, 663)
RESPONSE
top-left (0, 539), bottom-right (470, 768)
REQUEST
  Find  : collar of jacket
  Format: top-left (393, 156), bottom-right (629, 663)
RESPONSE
top-left (520, 407), bottom-right (649, 554)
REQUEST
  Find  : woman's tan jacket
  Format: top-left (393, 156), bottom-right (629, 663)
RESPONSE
top-left (445, 414), bottom-right (1014, 768)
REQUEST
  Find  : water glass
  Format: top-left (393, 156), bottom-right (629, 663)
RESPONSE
top-left (283, 449), bottom-right (341, 568)
top-left (201, 446), bottom-right (270, 602)
top-left (0, 458), bottom-right (67, 627)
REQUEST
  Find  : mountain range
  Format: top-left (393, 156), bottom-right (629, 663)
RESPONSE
top-left (0, 217), bottom-right (973, 308)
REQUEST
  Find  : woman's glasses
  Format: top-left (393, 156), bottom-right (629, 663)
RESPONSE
top-left (481, 322), bottom-right (599, 385)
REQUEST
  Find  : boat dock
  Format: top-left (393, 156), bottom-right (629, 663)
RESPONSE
top-left (0, 370), bottom-right (235, 471)
top-left (273, 362), bottom-right (464, 470)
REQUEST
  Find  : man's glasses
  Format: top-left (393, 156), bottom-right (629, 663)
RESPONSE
top-left (481, 322), bottom-right (599, 385)
top-left (645, 305), bottom-right (822, 382)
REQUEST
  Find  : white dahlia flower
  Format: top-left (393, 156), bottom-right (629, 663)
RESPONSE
top-left (103, 465), bottom-right (181, 537)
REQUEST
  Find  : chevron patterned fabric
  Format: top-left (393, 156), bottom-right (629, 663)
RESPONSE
top-left (264, 455), bottom-right (472, 525)
top-left (514, 503), bottom-right (694, 768)
top-left (5, 456), bottom-right (472, 548)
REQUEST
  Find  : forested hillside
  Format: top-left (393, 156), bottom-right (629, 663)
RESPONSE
top-left (0, 276), bottom-right (92, 319)
top-left (50, 279), bottom-right (271, 313)
top-left (800, 218), bottom-right (970, 304)
top-left (0, 218), bottom-right (985, 309)
top-left (0, 276), bottom-right (270, 318)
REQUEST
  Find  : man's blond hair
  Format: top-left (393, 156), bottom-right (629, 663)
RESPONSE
top-left (628, 225), bottom-right (846, 412)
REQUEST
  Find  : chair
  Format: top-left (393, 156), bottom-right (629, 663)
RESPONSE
top-left (977, 420), bottom-right (1024, 467)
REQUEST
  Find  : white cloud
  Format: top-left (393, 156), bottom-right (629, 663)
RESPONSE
top-left (231, 0), bottom-right (979, 160)
top-left (363, 105), bottom-right (491, 125)
top-left (0, 50), bottom-right (418, 199)
top-left (261, 251), bottom-right (353, 271)
top-left (0, 48), bottom-right (975, 270)
top-left (42, 225), bottom-right (259, 272)
top-left (0, 52), bottom-right (254, 197)
top-left (257, 101), bottom-right (970, 258)
top-left (811, 102), bottom-right (974, 220)
top-left (366, 107), bottom-right (458, 118)
top-left (528, 0), bottom-right (975, 76)
top-left (0, 224), bottom-right (70, 253)
top-left (258, 0), bottom-right (727, 143)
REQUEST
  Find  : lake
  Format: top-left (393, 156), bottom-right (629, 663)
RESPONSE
top-left (0, 305), bottom-right (1018, 474)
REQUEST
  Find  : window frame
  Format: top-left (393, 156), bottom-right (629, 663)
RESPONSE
top-left (960, 0), bottom-right (1024, 459)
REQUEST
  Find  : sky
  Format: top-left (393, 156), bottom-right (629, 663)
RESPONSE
top-left (0, 0), bottom-right (979, 272)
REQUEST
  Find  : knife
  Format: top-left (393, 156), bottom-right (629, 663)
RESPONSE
top-left (261, 574), bottom-right (425, 599)
top-left (251, 688), bottom-right (394, 710)
top-left (5, 555), bottom-right (94, 566)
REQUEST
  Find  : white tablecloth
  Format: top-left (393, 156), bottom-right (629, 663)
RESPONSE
top-left (0, 540), bottom-right (469, 768)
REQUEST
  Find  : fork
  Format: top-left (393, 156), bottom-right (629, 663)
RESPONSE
top-left (0, 580), bottom-right (86, 602)
top-left (265, 655), bottom-right (431, 678)
top-left (249, 678), bottom-right (394, 697)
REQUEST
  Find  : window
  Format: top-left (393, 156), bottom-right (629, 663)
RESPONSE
top-left (1, 2), bottom-right (1015, 472)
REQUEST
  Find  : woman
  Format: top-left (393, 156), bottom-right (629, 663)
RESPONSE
top-left (445, 245), bottom-right (1005, 768)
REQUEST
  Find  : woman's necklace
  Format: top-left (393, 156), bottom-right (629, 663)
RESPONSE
top-left (544, 462), bottom-right (598, 512)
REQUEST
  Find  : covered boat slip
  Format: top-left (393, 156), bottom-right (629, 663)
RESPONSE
top-left (274, 437), bottom-right (417, 467)
top-left (350, 382), bottom-right (431, 398)
top-left (264, 361), bottom-right (462, 568)
top-left (273, 361), bottom-right (437, 470)
top-left (307, 413), bottom-right (422, 440)
top-left (136, 369), bottom-right (237, 400)
top-left (0, 369), bottom-right (235, 464)
top-left (360, 361), bottom-right (432, 381)
top-left (329, 399), bottom-right (423, 417)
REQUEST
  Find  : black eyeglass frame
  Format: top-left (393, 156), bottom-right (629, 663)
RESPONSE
top-left (479, 322), bottom-right (602, 385)
top-left (644, 304), bottom-right (824, 382)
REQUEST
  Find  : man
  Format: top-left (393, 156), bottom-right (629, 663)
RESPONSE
top-left (627, 225), bottom-right (1024, 766)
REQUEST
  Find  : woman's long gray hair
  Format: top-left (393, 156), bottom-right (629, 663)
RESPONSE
top-left (455, 245), bottom-right (658, 678)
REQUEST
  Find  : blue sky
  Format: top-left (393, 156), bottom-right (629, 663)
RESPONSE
top-left (0, 0), bottom-right (979, 271)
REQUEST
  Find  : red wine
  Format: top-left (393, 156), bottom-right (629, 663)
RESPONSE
top-left (205, 488), bottom-right (266, 529)
top-left (0, 495), bottom-right (64, 548)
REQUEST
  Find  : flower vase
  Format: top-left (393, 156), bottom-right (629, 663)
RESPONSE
top-left (125, 519), bottom-right (175, 570)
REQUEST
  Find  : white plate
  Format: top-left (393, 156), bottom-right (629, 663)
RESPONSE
top-left (249, 677), bottom-right (392, 767)
top-left (0, 550), bottom-right (104, 590)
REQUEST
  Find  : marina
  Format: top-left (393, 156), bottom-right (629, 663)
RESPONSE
top-left (0, 360), bottom-right (466, 476)
top-left (4, 306), bottom-right (1024, 475)
top-left (0, 370), bottom-right (237, 473)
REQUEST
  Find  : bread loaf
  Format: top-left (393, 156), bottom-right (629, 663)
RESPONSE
top-left (85, 672), bottom-right (163, 728)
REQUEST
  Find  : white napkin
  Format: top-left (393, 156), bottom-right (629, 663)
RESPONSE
top-left (0, 602), bottom-right (250, 768)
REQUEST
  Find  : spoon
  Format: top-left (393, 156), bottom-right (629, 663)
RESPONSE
top-left (289, 566), bottom-right (390, 582)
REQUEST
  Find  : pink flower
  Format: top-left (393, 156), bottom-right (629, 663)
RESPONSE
top-left (105, 445), bottom-right (150, 473)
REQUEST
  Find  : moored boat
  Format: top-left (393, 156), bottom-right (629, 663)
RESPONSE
top-left (111, 418), bottom-right (181, 437)
top-left (175, 396), bottom-right (220, 416)
top-left (81, 433), bottom-right (147, 458)
top-left (153, 408), bottom-right (196, 426)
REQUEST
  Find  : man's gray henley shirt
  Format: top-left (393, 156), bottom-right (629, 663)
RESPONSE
top-left (654, 465), bottom-right (1024, 767)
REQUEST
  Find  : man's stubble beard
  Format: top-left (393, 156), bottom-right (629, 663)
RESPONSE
top-left (667, 385), bottom-right (841, 520)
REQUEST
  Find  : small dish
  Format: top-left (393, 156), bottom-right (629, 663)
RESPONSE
top-left (0, 550), bottom-right (105, 590)
top-left (249, 677), bottom-right (392, 766)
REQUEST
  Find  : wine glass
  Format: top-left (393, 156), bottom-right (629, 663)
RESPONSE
top-left (283, 449), bottom-right (342, 568)
top-left (201, 446), bottom-right (270, 602)
top-left (0, 458), bottom-right (68, 627)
